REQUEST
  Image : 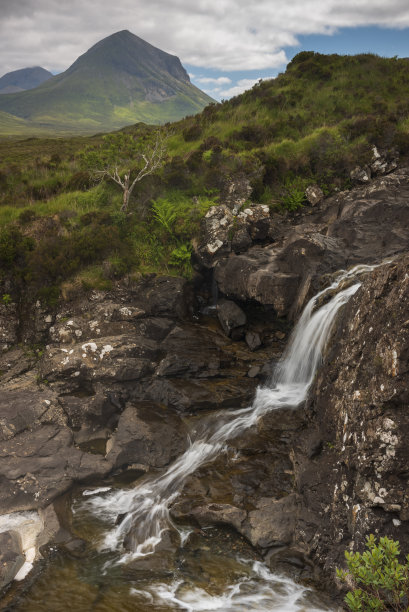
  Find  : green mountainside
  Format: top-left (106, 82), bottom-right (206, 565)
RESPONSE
top-left (0, 30), bottom-right (214, 135)
top-left (1, 51), bottom-right (409, 302)
top-left (0, 66), bottom-right (53, 95)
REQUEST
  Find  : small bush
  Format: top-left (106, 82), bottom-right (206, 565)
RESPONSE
top-left (337, 535), bottom-right (409, 611)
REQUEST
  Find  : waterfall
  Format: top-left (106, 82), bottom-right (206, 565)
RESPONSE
top-left (85, 265), bottom-right (375, 554)
top-left (82, 263), bottom-right (382, 610)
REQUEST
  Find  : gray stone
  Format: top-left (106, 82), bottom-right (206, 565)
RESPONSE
top-left (245, 331), bottom-right (262, 351)
top-left (305, 185), bottom-right (324, 206)
top-left (217, 300), bottom-right (247, 336)
top-left (350, 165), bottom-right (371, 183)
top-left (106, 402), bottom-right (187, 469)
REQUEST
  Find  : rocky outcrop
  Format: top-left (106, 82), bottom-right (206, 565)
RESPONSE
top-left (0, 273), bottom-right (281, 586)
top-left (214, 168), bottom-right (409, 319)
top-left (350, 145), bottom-right (399, 184)
top-left (196, 203), bottom-right (272, 267)
top-left (293, 256), bottom-right (409, 579)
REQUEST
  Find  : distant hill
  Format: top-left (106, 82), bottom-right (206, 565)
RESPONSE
top-left (0, 31), bottom-right (214, 134)
top-left (0, 66), bottom-right (53, 94)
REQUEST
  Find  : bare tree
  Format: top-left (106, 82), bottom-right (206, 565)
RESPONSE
top-left (82, 128), bottom-right (167, 212)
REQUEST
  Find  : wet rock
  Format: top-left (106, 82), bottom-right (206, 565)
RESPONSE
top-left (305, 185), bottom-right (324, 206)
top-left (187, 503), bottom-right (247, 532)
top-left (217, 300), bottom-right (247, 337)
top-left (0, 531), bottom-right (25, 588)
top-left (106, 401), bottom-right (187, 469)
top-left (245, 494), bottom-right (298, 548)
top-left (135, 377), bottom-right (256, 413)
top-left (247, 365), bottom-right (261, 378)
top-left (294, 256), bottom-right (409, 578)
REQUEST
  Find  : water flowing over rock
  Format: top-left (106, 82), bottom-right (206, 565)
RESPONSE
top-left (293, 256), bottom-right (409, 577)
top-left (1, 167), bottom-right (409, 602)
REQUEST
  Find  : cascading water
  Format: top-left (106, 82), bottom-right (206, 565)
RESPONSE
top-left (75, 263), bottom-right (381, 611)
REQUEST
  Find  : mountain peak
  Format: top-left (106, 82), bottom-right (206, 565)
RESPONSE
top-left (74, 30), bottom-right (190, 84)
top-left (0, 30), bottom-right (213, 133)
top-left (0, 66), bottom-right (52, 94)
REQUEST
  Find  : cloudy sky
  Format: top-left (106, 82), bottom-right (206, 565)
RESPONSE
top-left (1, 0), bottom-right (409, 100)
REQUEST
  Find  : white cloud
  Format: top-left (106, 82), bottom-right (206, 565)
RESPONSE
top-left (219, 77), bottom-right (275, 98)
top-left (0, 0), bottom-right (409, 75)
top-left (195, 76), bottom-right (232, 85)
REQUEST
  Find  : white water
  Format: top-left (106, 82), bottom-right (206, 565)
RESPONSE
top-left (130, 560), bottom-right (327, 611)
top-left (83, 263), bottom-right (382, 610)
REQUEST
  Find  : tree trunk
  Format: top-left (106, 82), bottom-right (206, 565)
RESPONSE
top-left (121, 188), bottom-right (130, 212)
top-left (120, 174), bottom-right (130, 212)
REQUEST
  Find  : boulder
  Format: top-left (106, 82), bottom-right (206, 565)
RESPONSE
top-left (350, 165), bottom-right (371, 183)
top-left (245, 331), bottom-right (262, 351)
top-left (221, 175), bottom-right (253, 214)
top-left (245, 494), bottom-right (298, 548)
top-left (106, 402), bottom-right (187, 469)
top-left (0, 531), bottom-right (25, 588)
top-left (217, 300), bottom-right (247, 337)
top-left (196, 203), bottom-right (271, 267)
top-left (305, 185), bottom-right (324, 206)
top-left (369, 145), bottom-right (399, 176)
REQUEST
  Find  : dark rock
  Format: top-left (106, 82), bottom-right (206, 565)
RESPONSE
top-left (294, 256), bottom-right (409, 578)
top-left (231, 225), bottom-right (252, 253)
top-left (135, 376), bottom-right (256, 413)
top-left (195, 205), bottom-right (234, 267)
top-left (0, 422), bottom-right (111, 512)
top-left (245, 331), bottom-right (262, 351)
top-left (106, 401), bottom-right (187, 469)
top-left (0, 302), bottom-right (18, 351)
top-left (0, 531), bottom-right (24, 588)
top-left (247, 365), bottom-right (261, 378)
top-left (245, 494), bottom-right (298, 548)
top-left (195, 202), bottom-right (271, 267)
top-left (369, 145), bottom-right (399, 176)
top-left (217, 300), bottom-right (247, 336)
top-left (215, 169), bottom-right (409, 317)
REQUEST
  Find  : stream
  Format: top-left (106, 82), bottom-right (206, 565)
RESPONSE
top-left (3, 264), bottom-right (380, 611)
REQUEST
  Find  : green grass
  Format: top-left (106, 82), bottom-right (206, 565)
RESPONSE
top-left (1, 51), bottom-right (409, 304)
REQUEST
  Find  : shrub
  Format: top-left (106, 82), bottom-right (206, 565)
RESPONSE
top-left (337, 535), bottom-right (409, 611)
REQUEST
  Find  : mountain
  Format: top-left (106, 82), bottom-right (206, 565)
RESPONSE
top-left (0, 31), bottom-right (214, 134)
top-left (0, 66), bottom-right (53, 94)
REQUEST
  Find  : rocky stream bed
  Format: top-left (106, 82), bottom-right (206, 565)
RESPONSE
top-left (0, 164), bottom-right (409, 610)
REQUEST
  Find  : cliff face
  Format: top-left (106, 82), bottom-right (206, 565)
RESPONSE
top-left (294, 256), bottom-right (409, 575)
